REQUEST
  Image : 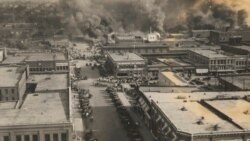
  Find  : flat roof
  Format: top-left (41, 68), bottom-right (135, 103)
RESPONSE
top-left (108, 52), bottom-right (145, 62)
top-left (25, 53), bottom-right (66, 61)
top-left (139, 86), bottom-right (198, 93)
top-left (117, 92), bottom-right (131, 107)
top-left (103, 42), bottom-right (167, 48)
top-left (0, 102), bottom-right (16, 110)
top-left (157, 58), bottom-right (191, 67)
top-left (232, 45), bottom-right (250, 52)
top-left (0, 92), bottom-right (69, 126)
top-left (157, 101), bottom-right (238, 134)
top-left (27, 74), bottom-right (68, 92)
top-left (0, 66), bottom-right (25, 87)
top-left (161, 71), bottom-right (188, 86)
top-left (205, 100), bottom-right (250, 130)
top-left (190, 49), bottom-right (227, 58)
top-left (2, 56), bottom-right (26, 64)
top-left (142, 91), bottom-right (250, 134)
top-left (221, 76), bottom-right (250, 89)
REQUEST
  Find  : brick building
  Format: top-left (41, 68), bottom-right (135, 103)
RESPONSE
top-left (0, 65), bottom-right (29, 102)
top-left (2, 52), bottom-right (69, 74)
top-left (106, 52), bottom-right (146, 79)
top-left (187, 49), bottom-right (248, 73)
top-left (102, 42), bottom-right (169, 56)
top-left (135, 90), bottom-right (250, 141)
top-left (0, 92), bottom-right (72, 141)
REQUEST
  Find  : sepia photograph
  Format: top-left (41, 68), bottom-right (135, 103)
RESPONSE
top-left (0, 0), bottom-right (249, 141)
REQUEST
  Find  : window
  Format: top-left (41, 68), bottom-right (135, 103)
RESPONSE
top-left (5, 89), bottom-right (8, 94)
top-left (11, 89), bottom-right (15, 94)
top-left (12, 97), bottom-right (15, 101)
top-left (16, 135), bottom-right (21, 141)
top-left (6, 97), bottom-right (8, 101)
top-left (4, 136), bottom-right (9, 141)
top-left (32, 135), bottom-right (38, 141)
top-left (152, 49), bottom-right (156, 53)
top-left (137, 49), bottom-right (141, 53)
top-left (45, 134), bottom-right (50, 141)
top-left (61, 133), bottom-right (67, 141)
top-left (24, 135), bottom-right (30, 141)
top-left (53, 134), bottom-right (58, 141)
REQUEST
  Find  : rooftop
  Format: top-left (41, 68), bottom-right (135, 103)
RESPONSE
top-left (27, 74), bottom-right (68, 92)
top-left (2, 56), bottom-right (26, 64)
top-left (0, 102), bottom-right (16, 110)
top-left (231, 45), bottom-right (250, 52)
top-left (142, 91), bottom-right (250, 134)
top-left (117, 92), bottom-right (131, 107)
top-left (0, 92), bottom-right (69, 126)
top-left (157, 58), bottom-right (192, 67)
top-left (103, 42), bottom-right (167, 48)
top-left (205, 100), bottom-right (250, 130)
top-left (0, 66), bottom-right (26, 87)
top-left (157, 101), bottom-right (238, 134)
top-left (161, 71), bottom-right (188, 86)
top-left (25, 53), bottom-right (66, 61)
top-left (108, 52), bottom-right (145, 62)
top-left (139, 86), bottom-right (198, 93)
top-left (190, 49), bottom-right (227, 58)
top-left (220, 75), bottom-right (250, 90)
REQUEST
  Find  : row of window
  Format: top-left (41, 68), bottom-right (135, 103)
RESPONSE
top-left (16, 135), bottom-right (38, 141)
top-left (210, 60), bottom-right (230, 65)
top-left (44, 133), bottom-right (67, 141)
top-left (110, 48), bottom-right (168, 54)
top-left (30, 68), bottom-right (53, 72)
top-left (56, 66), bottom-right (68, 71)
top-left (30, 66), bottom-right (68, 72)
top-left (210, 60), bottom-right (248, 66)
top-left (0, 89), bottom-right (15, 95)
top-left (0, 96), bottom-right (16, 101)
top-left (2, 133), bottom-right (67, 141)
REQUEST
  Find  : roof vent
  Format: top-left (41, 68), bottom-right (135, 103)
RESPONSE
top-left (213, 124), bottom-right (220, 131)
top-left (196, 119), bottom-right (204, 125)
top-left (180, 106), bottom-right (187, 111)
top-left (243, 110), bottom-right (249, 115)
top-left (33, 93), bottom-right (38, 96)
top-left (196, 116), bottom-right (205, 125)
top-left (45, 77), bottom-right (51, 80)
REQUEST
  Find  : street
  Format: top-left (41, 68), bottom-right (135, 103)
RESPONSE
top-left (73, 60), bottom-right (130, 141)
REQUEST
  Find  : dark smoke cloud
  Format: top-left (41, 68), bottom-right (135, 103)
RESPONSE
top-left (59, 0), bottom-right (249, 40)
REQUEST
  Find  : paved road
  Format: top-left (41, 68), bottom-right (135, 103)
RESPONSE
top-left (76, 63), bottom-right (130, 141)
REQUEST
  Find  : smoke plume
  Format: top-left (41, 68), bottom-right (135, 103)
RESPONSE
top-left (58, 0), bottom-right (250, 39)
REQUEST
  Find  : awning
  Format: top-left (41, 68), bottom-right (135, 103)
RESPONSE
top-left (156, 116), bottom-right (162, 123)
top-left (171, 132), bottom-right (177, 141)
top-left (56, 63), bottom-right (68, 66)
top-left (162, 123), bottom-right (168, 131)
top-left (164, 127), bottom-right (171, 136)
top-left (196, 68), bottom-right (208, 74)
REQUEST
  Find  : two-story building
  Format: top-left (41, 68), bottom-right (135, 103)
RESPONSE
top-left (0, 65), bottom-right (29, 102)
top-left (106, 52), bottom-right (146, 79)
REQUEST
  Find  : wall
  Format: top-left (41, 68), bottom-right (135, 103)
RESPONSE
top-left (0, 87), bottom-right (18, 102)
top-left (0, 123), bottom-right (72, 141)
top-left (18, 70), bottom-right (27, 100)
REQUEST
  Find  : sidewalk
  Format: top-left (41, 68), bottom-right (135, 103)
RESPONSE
top-left (128, 108), bottom-right (156, 141)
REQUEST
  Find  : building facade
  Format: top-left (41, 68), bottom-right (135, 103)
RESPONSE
top-left (0, 123), bottom-right (72, 141)
top-left (135, 90), bottom-right (250, 141)
top-left (187, 49), bottom-right (249, 73)
top-left (0, 65), bottom-right (29, 102)
top-left (106, 52), bottom-right (146, 79)
top-left (102, 43), bottom-right (169, 56)
top-left (2, 52), bottom-right (69, 74)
